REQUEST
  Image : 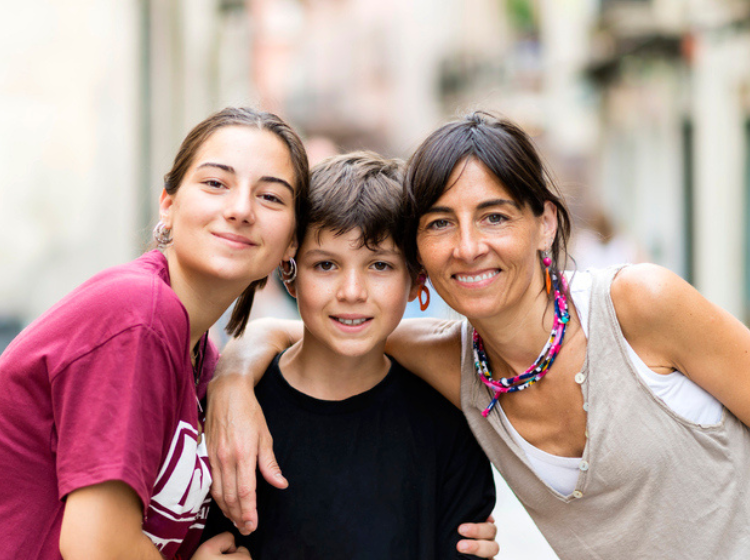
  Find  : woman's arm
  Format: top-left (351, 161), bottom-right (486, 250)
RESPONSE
top-left (611, 264), bottom-right (750, 426)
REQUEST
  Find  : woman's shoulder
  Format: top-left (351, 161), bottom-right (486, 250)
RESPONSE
top-left (607, 264), bottom-right (694, 349)
top-left (610, 264), bottom-right (680, 318)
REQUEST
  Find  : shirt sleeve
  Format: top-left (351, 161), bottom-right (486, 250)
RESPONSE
top-left (437, 418), bottom-right (497, 559)
top-left (51, 325), bottom-right (182, 514)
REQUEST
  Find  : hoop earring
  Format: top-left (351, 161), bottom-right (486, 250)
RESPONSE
top-left (153, 221), bottom-right (173, 248)
top-left (277, 257), bottom-right (297, 285)
top-left (542, 249), bottom-right (553, 295)
top-left (417, 273), bottom-right (430, 312)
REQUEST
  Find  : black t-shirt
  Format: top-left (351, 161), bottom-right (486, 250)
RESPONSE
top-left (203, 355), bottom-right (495, 559)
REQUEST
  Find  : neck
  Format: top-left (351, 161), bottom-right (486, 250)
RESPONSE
top-left (164, 251), bottom-right (247, 349)
top-left (471, 286), bottom-right (558, 379)
top-left (279, 335), bottom-right (391, 401)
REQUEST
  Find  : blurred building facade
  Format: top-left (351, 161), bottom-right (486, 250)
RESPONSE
top-left (586, 0), bottom-right (750, 319)
top-left (6, 0), bottom-right (750, 329)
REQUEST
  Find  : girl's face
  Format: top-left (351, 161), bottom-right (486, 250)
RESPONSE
top-left (160, 125), bottom-right (298, 292)
top-left (415, 157), bottom-right (556, 321)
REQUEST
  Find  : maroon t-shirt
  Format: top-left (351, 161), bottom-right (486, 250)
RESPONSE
top-left (0, 250), bottom-right (216, 559)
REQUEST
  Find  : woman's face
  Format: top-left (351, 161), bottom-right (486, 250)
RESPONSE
top-left (416, 157), bottom-right (556, 321)
top-left (160, 125), bottom-right (298, 292)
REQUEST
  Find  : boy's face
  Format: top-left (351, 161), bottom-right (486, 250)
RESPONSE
top-left (287, 227), bottom-right (419, 360)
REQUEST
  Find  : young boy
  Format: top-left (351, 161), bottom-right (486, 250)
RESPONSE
top-left (202, 152), bottom-right (495, 558)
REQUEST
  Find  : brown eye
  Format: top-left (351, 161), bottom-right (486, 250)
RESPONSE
top-left (372, 262), bottom-right (392, 271)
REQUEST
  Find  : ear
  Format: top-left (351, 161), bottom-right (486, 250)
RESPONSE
top-left (282, 228), bottom-right (298, 262)
top-left (159, 189), bottom-right (174, 228)
top-left (537, 201), bottom-right (558, 251)
top-left (283, 275), bottom-right (297, 299)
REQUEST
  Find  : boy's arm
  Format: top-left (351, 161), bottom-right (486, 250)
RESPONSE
top-left (206, 318), bottom-right (302, 534)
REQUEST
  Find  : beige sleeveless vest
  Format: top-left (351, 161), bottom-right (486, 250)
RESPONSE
top-left (460, 266), bottom-right (750, 559)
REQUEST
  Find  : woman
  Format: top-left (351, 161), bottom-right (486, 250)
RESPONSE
top-left (208, 111), bottom-right (750, 559)
top-left (0, 107), bottom-right (308, 559)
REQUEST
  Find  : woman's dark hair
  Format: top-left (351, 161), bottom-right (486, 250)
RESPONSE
top-left (403, 111), bottom-right (572, 289)
top-left (163, 107), bottom-right (309, 337)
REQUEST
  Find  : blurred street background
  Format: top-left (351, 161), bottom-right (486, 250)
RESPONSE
top-left (3, 0), bottom-right (750, 557)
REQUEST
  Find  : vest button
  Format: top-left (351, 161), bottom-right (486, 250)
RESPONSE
top-left (572, 490), bottom-right (583, 498)
top-left (579, 461), bottom-right (589, 472)
top-left (574, 372), bottom-right (586, 384)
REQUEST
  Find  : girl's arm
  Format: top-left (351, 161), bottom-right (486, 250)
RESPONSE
top-left (611, 264), bottom-right (750, 426)
top-left (206, 318), bottom-right (302, 535)
top-left (60, 481), bottom-right (164, 560)
top-left (60, 481), bottom-right (251, 559)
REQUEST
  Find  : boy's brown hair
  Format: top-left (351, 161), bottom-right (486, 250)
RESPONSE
top-left (299, 151), bottom-right (415, 275)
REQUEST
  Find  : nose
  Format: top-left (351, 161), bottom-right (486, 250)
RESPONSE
top-left (224, 189), bottom-right (255, 224)
top-left (337, 268), bottom-right (367, 303)
top-left (453, 220), bottom-right (487, 262)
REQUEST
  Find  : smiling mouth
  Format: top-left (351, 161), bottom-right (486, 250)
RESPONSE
top-left (213, 232), bottom-right (255, 246)
top-left (454, 270), bottom-right (500, 283)
top-left (332, 317), bottom-right (370, 326)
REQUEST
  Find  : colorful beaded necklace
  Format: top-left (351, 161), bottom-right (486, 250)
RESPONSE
top-left (473, 260), bottom-right (570, 417)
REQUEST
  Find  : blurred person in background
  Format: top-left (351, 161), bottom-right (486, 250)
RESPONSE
top-left (0, 106), bottom-right (308, 560)
top-left (208, 111), bottom-right (750, 559)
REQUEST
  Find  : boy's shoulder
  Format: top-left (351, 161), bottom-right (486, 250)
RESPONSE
top-left (388, 357), bottom-right (465, 423)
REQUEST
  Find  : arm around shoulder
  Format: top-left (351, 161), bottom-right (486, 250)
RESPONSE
top-left (611, 263), bottom-right (750, 426)
top-left (205, 317), bottom-right (301, 536)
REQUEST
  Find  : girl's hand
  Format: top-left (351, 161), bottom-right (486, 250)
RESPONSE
top-left (191, 532), bottom-right (252, 559)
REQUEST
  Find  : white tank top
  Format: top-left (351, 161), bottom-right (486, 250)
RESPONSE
top-left (501, 270), bottom-right (723, 495)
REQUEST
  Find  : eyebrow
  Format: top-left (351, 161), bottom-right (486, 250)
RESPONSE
top-left (303, 247), bottom-right (402, 258)
top-left (196, 162), bottom-right (295, 195)
top-left (424, 198), bottom-right (520, 214)
top-left (197, 162), bottom-right (235, 174)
